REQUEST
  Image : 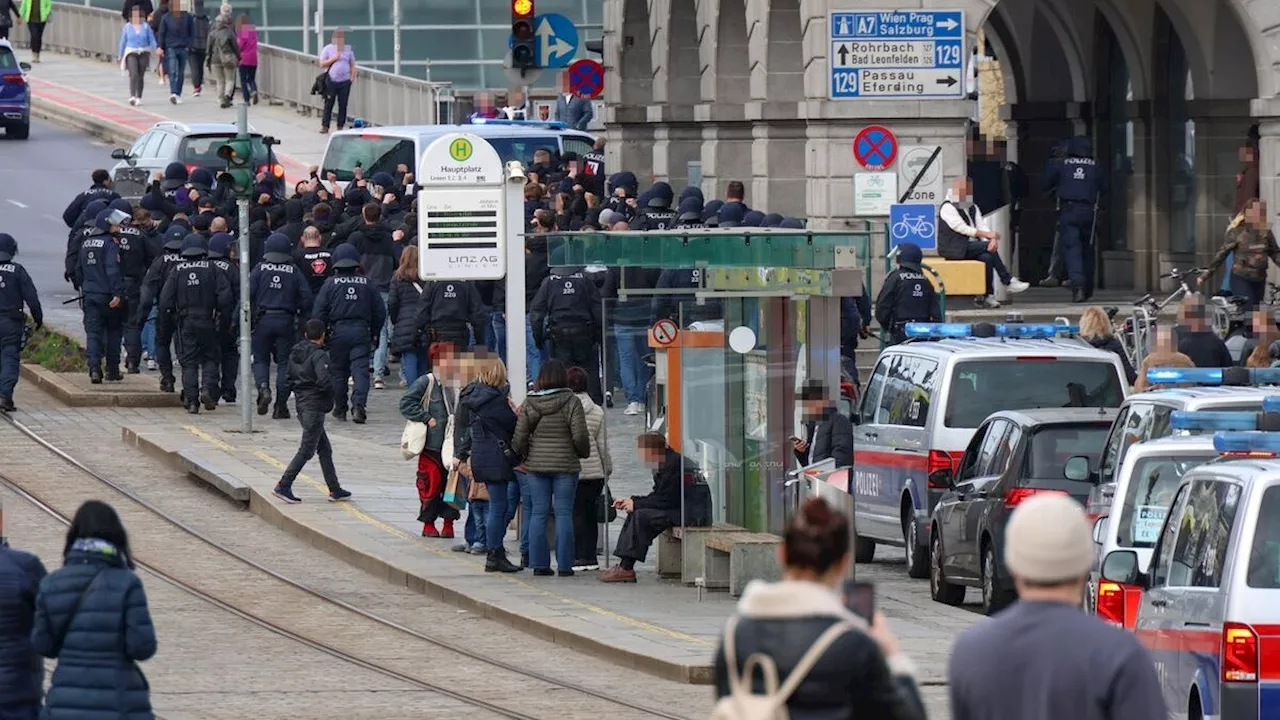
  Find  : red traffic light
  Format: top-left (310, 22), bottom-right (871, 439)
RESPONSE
top-left (512, 0), bottom-right (533, 17)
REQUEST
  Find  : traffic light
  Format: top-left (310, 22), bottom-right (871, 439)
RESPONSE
top-left (216, 137), bottom-right (255, 198)
top-left (511, 0), bottom-right (536, 70)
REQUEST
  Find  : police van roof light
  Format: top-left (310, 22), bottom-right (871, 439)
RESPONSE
top-left (902, 323), bottom-right (1078, 340)
top-left (1171, 411), bottom-right (1267, 432)
top-left (1145, 367), bottom-right (1280, 386)
top-left (1264, 396), bottom-right (1280, 413)
top-left (1213, 431), bottom-right (1280, 455)
top-left (466, 118), bottom-right (569, 130)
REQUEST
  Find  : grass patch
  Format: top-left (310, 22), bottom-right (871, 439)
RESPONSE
top-left (21, 319), bottom-right (88, 373)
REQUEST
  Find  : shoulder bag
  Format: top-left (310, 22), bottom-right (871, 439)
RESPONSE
top-left (399, 374), bottom-right (437, 460)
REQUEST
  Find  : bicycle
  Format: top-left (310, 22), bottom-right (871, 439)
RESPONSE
top-left (891, 214), bottom-right (935, 241)
top-left (1114, 267), bottom-right (1207, 370)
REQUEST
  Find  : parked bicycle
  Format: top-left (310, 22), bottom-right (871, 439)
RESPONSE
top-left (1109, 267), bottom-right (1207, 370)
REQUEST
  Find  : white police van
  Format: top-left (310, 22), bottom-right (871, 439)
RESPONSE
top-left (852, 322), bottom-right (1128, 578)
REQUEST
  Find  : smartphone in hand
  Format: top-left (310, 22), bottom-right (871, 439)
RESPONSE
top-left (843, 580), bottom-right (875, 622)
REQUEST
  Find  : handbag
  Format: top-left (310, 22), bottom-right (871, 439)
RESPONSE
top-left (467, 463), bottom-right (490, 502)
top-left (473, 410), bottom-right (521, 467)
top-left (444, 466), bottom-right (469, 511)
top-left (399, 374), bottom-right (436, 460)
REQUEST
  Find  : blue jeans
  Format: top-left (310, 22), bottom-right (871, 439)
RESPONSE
top-left (166, 47), bottom-right (189, 96)
top-left (374, 292), bottom-right (391, 378)
top-left (400, 348), bottom-right (427, 385)
top-left (464, 500), bottom-right (488, 548)
top-left (518, 471), bottom-right (532, 554)
top-left (484, 479), bottom-right (520, 550)
top-left (486, 311), bottom-right (507, 365)
top-left (141, 308), bottom-right (157, 357)
top-left (525, 314), bottom-right (549, 387)
top-left (526, 471), bottom-right (578, 571)
top-left (614, 324), bottom-right (649, 404)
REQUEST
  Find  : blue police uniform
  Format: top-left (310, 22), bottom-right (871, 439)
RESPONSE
top-left (110, 199), bottom-right (150, 372)
top-left (78, 211), bottom-right (127, 383)
top-left (312, 243), bottom-right (385, 423)
top-left (0, 234), bottom-right (41, 410)
top-left (159, 234), bottom-right (234, 413)
top-left (530, 266), bottom-right (604, 402)
top-left (1044, 136), bottom-right (1107, 302)
top-left (64, 199), bottom-right (110, 290)
top-left (135, 225), bottom-right (187, 392)
top-left (252, 233), bottom-right (313, 419)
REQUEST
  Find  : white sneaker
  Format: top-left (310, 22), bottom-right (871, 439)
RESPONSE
top-left (976, 296), bottom-right (1001, 309)
top-left (169, 94), bottom-right (177, 104)
top-left (373, 378), bottom-right (385, 390)
top-left (624, 401), bottom-right (644, 416)
top-left (174, 96), bottom-right (182, 104)
top-left (1006, 278), bottom-right (1030, 294)
top-left (146, 359), bottom-right (157, 371)
top-left (128, 96), bottom-right (137, 106)
top-left (192, 87), bottom-right (202, 97)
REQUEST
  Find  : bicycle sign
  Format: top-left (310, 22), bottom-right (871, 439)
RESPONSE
top-left (889, 203), bottom-right (938, 250)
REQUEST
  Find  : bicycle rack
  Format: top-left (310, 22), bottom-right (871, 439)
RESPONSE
top-left (1128, 304), bottom-right (1157, 370)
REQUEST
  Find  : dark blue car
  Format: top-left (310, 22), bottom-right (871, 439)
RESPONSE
top-left (0, 40), bottom-right (30, 140)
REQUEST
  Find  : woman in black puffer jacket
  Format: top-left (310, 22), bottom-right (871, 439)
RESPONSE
top-left (387, 245), bottom-right (428, 384)
top-left (1079, 306), bottom-right (1137, 385)
top-left (454, 355), bottom-right (522, 573)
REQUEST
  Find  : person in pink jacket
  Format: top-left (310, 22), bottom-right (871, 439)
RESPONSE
top-left (234, 13), bottom-right (258, 104)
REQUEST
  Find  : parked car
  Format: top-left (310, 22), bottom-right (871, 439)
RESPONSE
top-left (109, 121), bottom-right (282, 199)
top-left (0, 40), bottom-right (31, 140)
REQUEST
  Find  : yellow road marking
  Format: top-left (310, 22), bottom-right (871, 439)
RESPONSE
top-left (184, 425), bottom-right (234, 451)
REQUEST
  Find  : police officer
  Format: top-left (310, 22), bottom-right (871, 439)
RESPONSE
top-left (110, 198), bottom-right (149, 373)
top-left (64, 198), bottom-right (111, 290)
top-left (207, 233), bottom-right (241, 403)
top-left (252, 233), bottom-right (313, 419)
top-left (1044, 136), bottom-right (1107, 303)
top-left (874, 243), bottom-right (942, 345)
top-left (411, 279), bottom-right (486, 362)
top-left (160, 234), bottom-right (233, 414)
top-left (79, 209), bottom-right (128, 384)
top-left (530, 265), bottom-right (603, 403)
top-left (653, 267), bottom-right (719, 325)
top-left (631, 182), bottom-right (677, 231)
top-left (312, 243), bottom-right (385, 424)
top-left (0, 234), bottom-right (41, 411)
top-left (675, 197), bottom-right (704, 229)
top-left (136, 225), bottom-right (188, 391)
top-left (61, 169), bottom-right (120, 229)
top-left (294, 226), bottom-right (333, 296)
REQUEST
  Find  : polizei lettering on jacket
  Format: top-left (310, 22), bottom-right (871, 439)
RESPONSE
top-left (174, 260), bottom-right (211, 271)
top-left (259, 263), bottom-right (296, 273)
top-left (82, 238), bottom-right (107, 249)
top-left (332, 276), bottom-right (368, 285)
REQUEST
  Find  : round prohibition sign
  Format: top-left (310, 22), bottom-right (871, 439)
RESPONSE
top-left (853, 125), bottom-right (898, 172)
top-left (651, 318), bottom-right (679, 346)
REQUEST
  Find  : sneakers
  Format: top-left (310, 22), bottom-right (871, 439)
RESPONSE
top-left (169, 93), bottom-right (177, 104)
top-left (599, 566), bottom-right (638, 583)
top-left (89, 368), bottom-right (103, 384)
top-left (468, 543), bottom-right (486, 555)
top-left (373, 378), bottom-right (385, 390)
top-left (1006, 278), bottom-right (1030, 294)
top-left (572, 562), bottom-right (600, 572)
top-left (604, 391), bottom-right (614, 409)
top-left (328, 488), bottom-right (352, 502)
top-left (273, 484), bottom-right (302, 504)
top-left (128, 96), bottom-right (137, 106)
top-left (146, 358), bottom-right (158, 371)
top-left (451, 542), bottom-right (470, 553)
top-left (975, 296), bottom-right (1001, 309)
top-left (624, 401), bottom-right (644, 416)
top-left (257, 387), bottom-right (272, 416)
top-left (192, 86), bottom-right (202, 97)
top-left (351, 406), bottom-right (367, 424)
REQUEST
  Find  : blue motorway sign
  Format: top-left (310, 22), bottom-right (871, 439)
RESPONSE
top-left (828, 10), bottom-right (965, 100)
top-left (534, 12), bottom-right (579, 68)
top-left (889, 203), bottom-right (938, 250)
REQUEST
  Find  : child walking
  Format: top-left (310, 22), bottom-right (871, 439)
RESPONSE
top-left (273, 319), bottom-right (352, 503)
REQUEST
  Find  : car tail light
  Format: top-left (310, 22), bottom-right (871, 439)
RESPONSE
top-left (1096, 581), bottom-right (1126, 626)
top-left (2, 73), bottom-right (25, 86)
top-left (927, 450), bottom-right (961, 488)
top-left (1223, 623), bottom-right (1259, 683)
top-left (257, 163), bottom-right (285, 178)
top-left (1003, 487), bottom-right (1066, 509)
top-left (186, 164), bottom-right (199, 175)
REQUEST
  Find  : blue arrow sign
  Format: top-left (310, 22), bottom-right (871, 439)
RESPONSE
top-left (534, 13), bottom-right (579, 68)
top-left (828, 9), bottom-right (965, 100)
top-left (889, 203), bottom-right (938, 250)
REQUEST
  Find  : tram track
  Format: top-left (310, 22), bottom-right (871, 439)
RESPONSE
top-left (0, 412), bottom-right (694, 720)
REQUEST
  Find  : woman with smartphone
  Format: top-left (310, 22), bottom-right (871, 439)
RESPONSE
top-left (712, 498), bottom-right (926, 719)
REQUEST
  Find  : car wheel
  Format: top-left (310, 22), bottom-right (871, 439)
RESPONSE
top-left (853, 535), bottom-right (876, 564)
top-left (904, 513), bottom-right (928, 579)
top-left (930, 530), bottom-right (965, 605)
top-left (8, 122), bottom-right (28, 140)
top-left (981, 543), bottom-right (1016, 616)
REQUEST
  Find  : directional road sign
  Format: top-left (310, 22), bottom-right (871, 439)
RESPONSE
top-left (567, 58), bottom-right (604, 98)
top-left (828, 9), bottom-right (965, 100)
top-left (534, 13), bottom-right (579, 68)
top-left (853, 125), bottom-right (897, 171)
top-left (889, 202), bottom-right (938, 251)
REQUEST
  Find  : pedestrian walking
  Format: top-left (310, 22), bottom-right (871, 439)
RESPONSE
top-left (0, 0), bottom-right (20, 42)
top-left (400, 342), bottom-right (458, 538)
top-left (713, 497), bottom-right (925, 719)
top-left (110, 198), bottom-right (149, 375)
top-left (453, 354), bottom-right (522, 572)
top-left (568, 366), bottom-right (610, 572)
top-left (186, 0), bottom-right (209, 97)
top-left (204, 11), bottom-right (239, 108)
top-left (121, 0), bottom-right (152, 22)
top-left (949, 494), bottom-right (1166, 720)
top-left (31, 500), bottom-right (157, 720)
top-left (16, 0), bottom-right (48, 63)
top-left (317, 28), bottom-right (355, 134)
top-left (1205, 198), bottom-right (1280, 308)
top-left (387, 245), bottom-right (428, 384)
top-left (234, 13), bottom-right (258, 105)
top-left (273, 318), bottom-right (352, 503)
top-left (0, 233), bottom-right (41, 412)
top-left (0, 514), bottom-right (47, 720)
top-left (513, 360), bottom-right (590, 577)
top-left (157, 0), bottom-right (194, 103)
top-left (251, 233), bottom-right (313, 419)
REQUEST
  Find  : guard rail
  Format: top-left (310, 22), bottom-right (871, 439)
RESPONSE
top-left (8, 3), bottom-right (454, 126)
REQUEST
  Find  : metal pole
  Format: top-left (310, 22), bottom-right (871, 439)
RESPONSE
top-left (236, 104), bottom-right (253, 434)
top-left (302, 0), bottom-right (311, 55)
top-left (392, 0), bottom-right (402, 76)
top-left (315, 0), bottom-right (325, 60)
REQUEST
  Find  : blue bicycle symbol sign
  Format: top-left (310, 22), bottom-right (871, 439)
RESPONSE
top-left (892, 213), bottom-right (935, 240)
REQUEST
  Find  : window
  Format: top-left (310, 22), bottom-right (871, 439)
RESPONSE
top-left (955, 423), bottom-right (991, 483)
top-left (562, 135), bottom-right (596, 159)
top-left (1167, 480), bottom-right (1241, 588)
top-left (129, 131), bottom-right (155, 158)
top-left (1025, 423), bottom-right (1111, 480)
top-left (321, 135), bottom-right (416, 183)
top-left (943, 359), bottom-right (1124, 429)
top-left (0, 46), bottom-right (17, 71)
top-left (485, 136), bottom-right (563, 166)
top-left (180, 134), bottom-right (269, 168)
top-left (153, 132), bottom-right (177, 161)
top-left (1116, 455), bottom-right (1214, 548)
top-left (1100, 403), bottom-right (1155, 485)
top-left (1151, 485), bottom-right (1190, 587)
top-left (973, 420), bottom-right (1009, 477)
top-left (860, 358), bottom-right (888, 422)
top-left (1247, 486), bottom-right (1280, 588)
top-left (991, 424), bottom-right (1022, 477)
top-left (875, 356), bottom-right (904, 425)
top-left (873, 356), bottom-right (937, 427)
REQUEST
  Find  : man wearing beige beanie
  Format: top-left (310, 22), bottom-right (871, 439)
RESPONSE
top-left (948, 494), bottom-right (1167, 719)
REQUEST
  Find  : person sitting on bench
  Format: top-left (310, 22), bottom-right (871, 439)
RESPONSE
top-left (600, 432), bottom-right (708, 583)
top-left (937, 175), bottom-right (1029, 309)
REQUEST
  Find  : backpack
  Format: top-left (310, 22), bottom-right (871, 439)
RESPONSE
top-left (711, 617), bottom-right (853, 720)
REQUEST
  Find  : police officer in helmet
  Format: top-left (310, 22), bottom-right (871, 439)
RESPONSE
top-left (252, 233), bottom-right (314, 419)
top-left (207, 233), bottom-right (241, 403)
top-left (631, 182), bottom-right (677, 231)
top-left (135, 225), bottom-right (188, 392)
top-left (0, 234), bottom-right (41, 411)
top-left (411, 278), bottom-right (487, 366)
top-left (159, 234), bottom-right (233, 414)
top-left (312, 243), bottom-right (385, 424)
top-left (64, 198), bottom-right (111, 291)
top-left (78, 209), bottom-right (129, 384)
top-left (1044, 136), bottom-right (1107, 303)
top-left (874, 243), bottom-right (942, 345)
top-left (530, 264), bottom-right (604, 402)
top-left (110, 198), bottom-right (149, 374)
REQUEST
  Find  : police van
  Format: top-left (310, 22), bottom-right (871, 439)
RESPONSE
top-left (851, 322), bottom-right (1128, 578)
top-left (319, 119), bottom-right (596, 188)
top-left (1100, 426), bottom-right (1280, 720)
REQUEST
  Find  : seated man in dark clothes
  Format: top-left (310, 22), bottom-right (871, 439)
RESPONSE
top-left (599, 432), bottom-right (709, 583)
top-left (1175, 295), bottom-right (1232, 368)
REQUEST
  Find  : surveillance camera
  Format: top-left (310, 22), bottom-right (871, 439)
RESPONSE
top-left (506, 160), bottom-right (527, 183)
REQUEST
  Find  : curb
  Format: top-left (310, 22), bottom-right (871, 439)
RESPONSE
top-left (121, 425), bottom-right (715, 685)
top-left (21, 364), bottom-right (183, 408)
top-left (30, 95), bottom-right (135, 148)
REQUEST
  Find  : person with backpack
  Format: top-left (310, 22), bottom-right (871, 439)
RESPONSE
top-left (712, 497), bottom-right (926, 719)
top-left (204, 11), bottom-right (240, 108)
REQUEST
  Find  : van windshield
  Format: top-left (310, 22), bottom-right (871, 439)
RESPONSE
top-left (1248, 485), bottom-right (1280, 588)
top-left (1115, 455), bottom-right (1214, 548)
top-left (322, 134), bottom-right (563, 182)
top-left (943, 359), bottom-right (1124, 429)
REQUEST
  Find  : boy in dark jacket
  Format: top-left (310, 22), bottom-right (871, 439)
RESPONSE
top-left (273, 318), bottom-right (351, 503)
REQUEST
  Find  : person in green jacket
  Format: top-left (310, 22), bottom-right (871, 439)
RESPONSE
top-left (17, 0), bottom-right (49, 62)
top-left (400, 342), bottom-right (457, 538)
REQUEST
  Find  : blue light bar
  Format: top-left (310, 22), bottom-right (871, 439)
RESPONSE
top-left (1265, 396), bottom-right (1280, 413)
top-left (1145, 367), bottom-right (1280, 386)
top-left (1213, 431), bottom-right (1280, 454)
top-left (466, 118), bottom-right (569, 130)
top-left (1171, 411), bottom-right (1262, 432)
top-left (902, 323), bottom-right (1078, 340)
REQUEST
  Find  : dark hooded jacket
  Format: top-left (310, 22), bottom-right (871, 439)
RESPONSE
top-left (0, 542), bottom-right (47, 719)
top-left (287, 339), bottom-right (334, 413)
top-left (31, 539), bottom-right (157, 720)
top-left (278, 199), bottom-right (306, 247)
top-left (386, 273), bottom-right (425, 354)
top-left (453, 381), bottom-right (518, 483)
top-left (1086, 335), bottom-right (1138, 385)
top-left (512, 387), bottom-right (590, 474)
top-left (350, 225), bottom-right (397, 293)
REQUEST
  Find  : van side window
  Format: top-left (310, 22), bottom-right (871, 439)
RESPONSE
top-left (878, 356), bottom-right (937, 427)
top-left (1151, 485), bottom-right (1191, 587)
top-left (1103, 404), bottom-right (1154, 485)
top-left (1247, 486), bottom-right (1280, 588)
top-left (1098, 407), bottom-right (1130, 485)
top-left (860, 358), bottom-right (889, 422)
top-left (874, 356), bottom-right (905, 425)
top-left (1167, 480), bottom-right (1240, 588)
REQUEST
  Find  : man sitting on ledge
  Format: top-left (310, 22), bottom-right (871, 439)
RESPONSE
top-left (600, 432), bottom-right (710, 583)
